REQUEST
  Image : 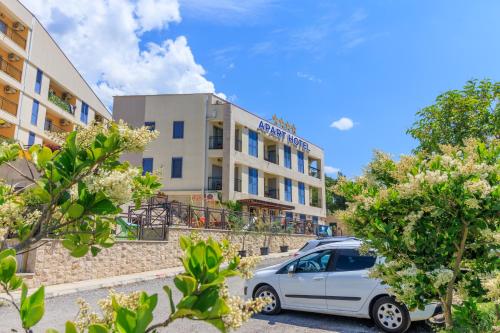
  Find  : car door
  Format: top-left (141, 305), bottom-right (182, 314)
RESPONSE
top-left (279, 249), bottom-right (332, 310)
top-left (325, 248), bottom-right (378, 312)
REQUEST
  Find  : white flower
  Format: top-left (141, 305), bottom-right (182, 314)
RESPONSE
top-left (464, 179), bottom-right (492, 198)
top-left (84, 168), bottom-right (140, 205)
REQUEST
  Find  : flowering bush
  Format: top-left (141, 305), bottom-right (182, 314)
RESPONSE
top-left (336, 138), bottom-right (499, 329)
top-left (0, 121), bottom-right (161, 255)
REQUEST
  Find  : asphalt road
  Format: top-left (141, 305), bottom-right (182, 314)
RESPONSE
top-left (0, 257), bottom-right (432, 333)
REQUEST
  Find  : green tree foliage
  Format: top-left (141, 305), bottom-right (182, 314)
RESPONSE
top-left (325, 174), bottom-right (347, 214)
top-left (407, 79), bottom-right (500, 153)
top-left (336, 139), bottom-right (499, 330)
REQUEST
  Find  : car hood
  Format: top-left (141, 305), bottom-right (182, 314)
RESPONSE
top-left (253, 263), bottom-right (281, 276)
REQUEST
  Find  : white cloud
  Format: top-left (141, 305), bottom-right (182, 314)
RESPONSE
top-left (22, 0), bottom-right (222, 108)
top-left (297, 71), bottom-right (322, 83)
top-left (324, 166), bottom-right (341, 175)
top-left (330, 117), bottom-right (354, 131)
top-left (179, 0), bottom-right (280, 22)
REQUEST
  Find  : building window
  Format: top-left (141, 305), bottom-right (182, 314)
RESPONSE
top-left (300, 214), bottom-right (306, 222)
top-left (248, 167), bottom-right (258, 195)
top-left (171, 157), bottom-right (183, 178)
top-left (142, 158), bottom-right (153, 175)
top-left (144, 122), bottom-right (155, 131)
top-left (35, 69), bottom-right (43, 94)
top-left (285, 178), bottom-right (292, 202)
top-left (297, 151), bottom-right (304, 173)
top-left (284, 145), bottom-right (292, 169)
top-left (173, 121), bottom-right (184, 139)
top-left (285, 212), bottom-right (293, 222)
top-left (28, 131), bottom-right (35, 147)
top-left (31, 100), bottom-right (39, 126)
top-left (80, 102), bottom-right (89, 124)
top-left (248, 130), bottom-right (258, 157)
top-left (298, 182), bottom-right (305, 204)
top-left (312, 216), bottom-right (318, 224)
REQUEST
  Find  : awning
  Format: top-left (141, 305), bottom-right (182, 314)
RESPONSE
top-left (237, 198), bottom-right (295, 211)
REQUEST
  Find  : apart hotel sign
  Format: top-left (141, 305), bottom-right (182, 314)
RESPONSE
top-left (258, 120), bottom-right (311, 152)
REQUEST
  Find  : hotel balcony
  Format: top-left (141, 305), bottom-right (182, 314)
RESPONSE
top-left (309, 187), bottom-right (322, 208)
top-left (0, 119), bottom-right (15, 141)
top-left (0, 50), bottom-right (22, 82)
top-left (264, 175), bottom-right (280, 199)
top-left (308, 157), bottom-right (321, 179)
top-left (234, 178), bottom-right (242, 192)
top-left (0, 17), bottom-right (28, 50)
top-left (0, 83), bottom-right (19, 116)
top-left (234, 126), bottom-right (243, 152)
top-left (207, 176), bottom-right (222, 191)
top-left (44, 111), bottom-right (74, 134)
top-left (209, 135), bottom-right (223, 149)
top-left (48, 84), bottom-right (76, 116)
top-left (264, 147), bottom-right (279, 165)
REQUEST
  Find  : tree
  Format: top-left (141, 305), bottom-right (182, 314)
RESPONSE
top-left (336, 139), bottom-right (499, 329)
top-left (407, 79), bottom-right (499, 153)
top-left (325, 174), bottom-right (347, 214)
top-left (0, 121), bottom-right (161, 255)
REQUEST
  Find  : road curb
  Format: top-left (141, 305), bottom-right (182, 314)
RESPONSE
top-left (3, 249), bottom-right (297, 300)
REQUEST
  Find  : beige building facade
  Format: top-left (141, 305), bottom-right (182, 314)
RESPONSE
top-left (114, 93), bottom-right (327, 224)
top-left (0, 0), bottom-right (111, 148)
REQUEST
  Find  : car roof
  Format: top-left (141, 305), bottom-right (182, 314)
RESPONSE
top-left (311, 239), bottom-right (362, 251)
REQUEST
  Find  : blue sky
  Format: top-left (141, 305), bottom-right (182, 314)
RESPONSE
top-left (26, 0), bottom-right (500, 177)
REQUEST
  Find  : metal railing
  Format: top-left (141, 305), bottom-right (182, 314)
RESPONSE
top-left (0, 22), bottom-right (27, 49)
top-left (126, 198), bottom-right (319, 241)
top-left (0, 58), bottom-right (22, 81)
top-left (264, 151), bottom-right (279, 164)
top-left (309, 166), bottom-right (321, 178)
top-left (264, 187), bottom-right (280, 199)
top-left (48, 90), bottom-right (75, 115)
top-left (44, 119), bottom-right (66, 133)
top-left (207, 176), bottom-right (222, 191)
top-left (235, 139), bottom-right (242, 152)
top-left (0, 95), bottom-right (18, 116)
top-left (234, 178), bottom-right (242, 192)
top-left (209, 135), bottom-right (223, 149)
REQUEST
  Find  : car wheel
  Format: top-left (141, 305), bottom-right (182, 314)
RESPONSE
top-left (372, 296), bottom-right (411, 333)
top-left (255, 285), bottom-right (281, 315)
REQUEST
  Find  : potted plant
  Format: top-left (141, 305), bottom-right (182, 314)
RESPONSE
top-left (279, 223), bottom-right (294, 253)
top-left (255, 217), bottom-right (270, 256)
top-left (226, 204), bottom-right (251, 258)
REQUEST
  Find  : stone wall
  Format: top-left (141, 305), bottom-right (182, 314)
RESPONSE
top-left (23, 227), bottom-right (313, 288)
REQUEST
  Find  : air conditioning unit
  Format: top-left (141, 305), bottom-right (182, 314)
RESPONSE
top-left (4, 85), bottom-right (17, 94)
top-left (7, 53), bottom-right (19, 62)
top-left (59, 119), bottom-right (71, 126)
top-left (12, 22), bottom-right (24, 31)
top-left (62, 92), bottom-right (72, 101)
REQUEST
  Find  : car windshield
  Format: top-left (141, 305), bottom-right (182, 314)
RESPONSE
top-left (298, 241), bottom-right (316, 252)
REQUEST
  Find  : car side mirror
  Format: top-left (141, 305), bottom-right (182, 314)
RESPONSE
top-left (288, 264), bottom-right (295, 275)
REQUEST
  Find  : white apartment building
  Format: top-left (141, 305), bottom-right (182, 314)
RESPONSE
top-left (114, 93), bottom-right (327, 224)
top-left (0, 0), bottom-right (111, 148)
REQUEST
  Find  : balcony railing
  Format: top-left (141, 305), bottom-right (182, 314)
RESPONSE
top-left (0, 95), bottom-right (18, 116)
top-left (44, 119), bottom-right (66, 133)
top-left (48, 91), bottom-right (75, 115)
top-left (0, 58), bottom-right (22, 81)
top-left (264, 187), bottom-right (280, 200)
top-left (234, 178), bottom-right (242, 192)
top-left (309, 166), bottom-right (321, 179)
top-left (0, 21), bottom-right (27, 49)
top-left (235, 139), bottom-right (242, 152)
top-left (209, 135), bottom-right (223, 149)
top-left (264, 151), bottom-right (279, 164)
top-left (208, 177), bottom-right (222, 191)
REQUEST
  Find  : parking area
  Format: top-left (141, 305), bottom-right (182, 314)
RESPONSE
top-left (0, 257), bottom-right (433, 333)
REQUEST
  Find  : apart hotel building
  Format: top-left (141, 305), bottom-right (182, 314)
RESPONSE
top-left (114, 93), bottom-right (327, 224)
top-left (0, 0), bottom-right (111, 148)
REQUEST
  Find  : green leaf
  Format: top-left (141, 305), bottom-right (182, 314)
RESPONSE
top-left (0, 248), bottom-right (16, 260)
top-left (70, 245), bottom-right (89, 258)
top-left (90, 198), bottom-right (120, 215)
top-left (88, 324), bottom-right (109, 333)
top-left (32, 186), bottom-right (51, 203)
top-left (20, 285), bottom-right (45, 328)
top-left (90, 246), bottom-right (101, 257)
top-left (0, 255), bottom-right (17, 284)
top-left (174, 275), bottom-right (196, 296)
top-left (65, 321), bottom-right (78, 333)
top-left (163, 285), bottom-right (176, 314)
top-left (179, 236), bottom-right (191, 251)
top-left (67, 203), bottom-right (85, 218)
top-left (206, 318), bottom-right (227, 333)
top-left (45, 329), bottom-right (59, 333)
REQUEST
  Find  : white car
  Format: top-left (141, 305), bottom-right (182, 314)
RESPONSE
top-left (244, 240), bottom-right (441, 333)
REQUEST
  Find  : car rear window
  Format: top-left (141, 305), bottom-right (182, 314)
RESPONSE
top-left (334, 249), bottom-right (376, 271)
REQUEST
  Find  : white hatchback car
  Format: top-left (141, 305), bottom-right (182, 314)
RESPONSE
top-left (244, 240), bottom-right (441, 333)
